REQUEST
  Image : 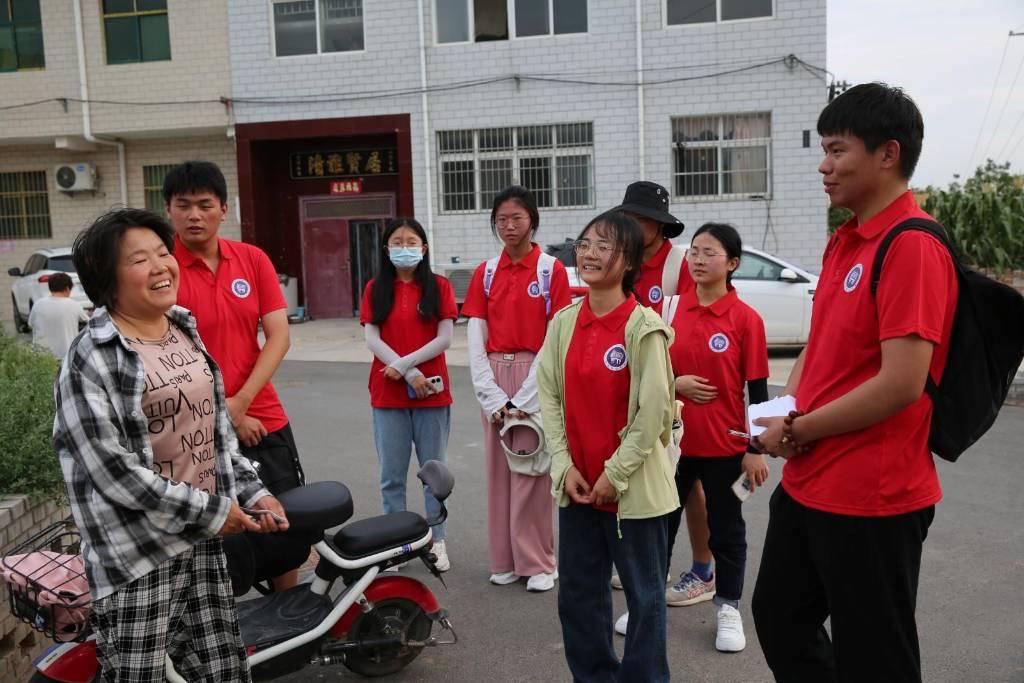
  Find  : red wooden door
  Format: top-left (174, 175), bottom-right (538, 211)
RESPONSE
top-left (301, 218), bottom-right (352, 318)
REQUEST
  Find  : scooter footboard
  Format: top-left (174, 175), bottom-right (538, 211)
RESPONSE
top-left (328, 576), bottom-right (440, 639)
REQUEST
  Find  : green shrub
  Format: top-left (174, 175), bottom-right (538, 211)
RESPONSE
top-left (0, 329), bottom-right (62, 499)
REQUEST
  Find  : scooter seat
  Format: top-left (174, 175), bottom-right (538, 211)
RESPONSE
top-left (276, 481), bottom-right (353, 531)
top-left (331, 511), bottom-right (429, 560)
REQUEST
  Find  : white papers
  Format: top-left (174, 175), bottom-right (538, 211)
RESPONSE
top-left (747, 395), bottom-right (797, 437)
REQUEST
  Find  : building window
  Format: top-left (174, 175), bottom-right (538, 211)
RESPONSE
top-left (273, 0), bottom-right (364, 57)
top-left (435, 0), bottom-right (586, 43)
top-left (0, 0), bottom-right (45, 71)
top-left (667, 0), bottom-right (772, 25)
top-left (0, 171), bottom-right (51, 239)
top-left (672, 113), bottom-right (771, 199)
top-left (102, 0), bottom-right (171, 64)
top-left (437, 123), bottom-right (594, 212)
top-left (143, 164), bottom-right (177, 218)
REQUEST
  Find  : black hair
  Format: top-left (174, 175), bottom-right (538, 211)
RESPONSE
top-left (489, 185), bottom-right (540, 237)
top-left (370, 217), bottom-right (441, 325)
top-left (575, 210), bottom-right (644, 296)
top-left (72, 208), bottom-right (175, 312)
top-left (817, 82), bottom-right (924, 179)
top-left (47, 272), bottom-right (73, 293)
top-left (691, 222), bottom-right (742, 284)
top-left (161, 160), bottom-right (228, 205)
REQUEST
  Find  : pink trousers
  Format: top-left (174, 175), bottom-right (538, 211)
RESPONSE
top-left (483, 352), bottom-right (556, 577)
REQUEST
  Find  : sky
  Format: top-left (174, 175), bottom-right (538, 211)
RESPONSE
top-left (828, 0), bottom-right (1024, 188)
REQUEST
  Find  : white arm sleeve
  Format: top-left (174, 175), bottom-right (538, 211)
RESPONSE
top-left (509, 353), bottom-right (542, 415)
top-left (390, 319), bottom-right (453, 379)
top-left (468, 317), bottom-right (509, 415)
top-left (364, 324), bottom-right (401, 365)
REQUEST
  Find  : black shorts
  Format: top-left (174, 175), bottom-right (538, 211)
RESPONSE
top-left (240, 423), bottom-right (305, 496)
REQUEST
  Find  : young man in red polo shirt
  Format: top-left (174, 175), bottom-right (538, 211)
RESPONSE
top-left (164, 161), bottom-right (306, 589)
top-left (751, 84), bottom-right (957, 682)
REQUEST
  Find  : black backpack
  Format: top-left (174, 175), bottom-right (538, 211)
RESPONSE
top-left (872, 218), bottom-right (1024, 462)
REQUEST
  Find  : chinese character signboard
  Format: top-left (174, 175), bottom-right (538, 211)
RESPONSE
top-left (290, 149), bottom-right (398, 179)
top-left (330, 179), bottom-right (363, 195)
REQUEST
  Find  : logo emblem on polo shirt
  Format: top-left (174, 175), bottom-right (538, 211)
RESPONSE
top-left (709, 333), bottom-right (730, 353)
top-left (648, 285), bottom-right (663, 304)
top-left (604, 344), bottom-right (628, 371)
top-left (527, 281), bottom-right (541, 298)
top-left (843, 264), bottom-right (863, 293)
top-left (231, 278), bottom-right (252, 299)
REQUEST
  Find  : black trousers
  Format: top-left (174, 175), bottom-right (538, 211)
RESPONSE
top-left (665, 453), bottom-right (747, 600)
top-left (751, 485), bottom-right (935, 683)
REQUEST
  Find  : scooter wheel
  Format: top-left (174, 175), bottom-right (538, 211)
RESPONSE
top-left (341, 597), bottom-right (432, 677)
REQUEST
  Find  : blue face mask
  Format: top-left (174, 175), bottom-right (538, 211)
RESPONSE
top-left (389, 247), bottom-right (424, 269)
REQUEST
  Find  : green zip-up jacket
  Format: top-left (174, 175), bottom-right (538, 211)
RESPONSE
top-left (538, 299), bottom-right (681, 519)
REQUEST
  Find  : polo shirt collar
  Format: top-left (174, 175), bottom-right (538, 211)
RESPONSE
top-left (497, 243), bottom-right (540, 270)
top-left (842, 190), bottom-right (919, 241)
top-left (173, 234), bottom-right (234, 268)
top-left (681, 286), bottom-right (738, 317)
top-left (578, 294), bottom-right (637, 330)
top-left (642, 238), bottom-right (671, 272)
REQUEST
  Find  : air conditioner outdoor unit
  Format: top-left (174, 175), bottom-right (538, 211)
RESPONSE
top-left (54, 163), bottom-right (97, 192)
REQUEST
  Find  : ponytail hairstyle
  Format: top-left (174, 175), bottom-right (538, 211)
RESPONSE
top-left (575, 210), bottom-right (644, 297)
top-left (691, 222), bottom-right (743, 284)
top-left (370, 217), bottom-right (441, 324)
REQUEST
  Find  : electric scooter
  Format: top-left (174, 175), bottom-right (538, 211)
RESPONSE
top-left (3, 461), bottom-right (457, 682)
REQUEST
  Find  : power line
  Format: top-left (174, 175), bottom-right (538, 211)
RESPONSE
top-left (980, 46), bottom-right (1024, 164)
top-left (968, 33), bottom-right (1012, 170)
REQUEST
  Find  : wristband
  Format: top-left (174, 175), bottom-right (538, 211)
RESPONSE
top-left (782, 410), bottom-right (815, 454)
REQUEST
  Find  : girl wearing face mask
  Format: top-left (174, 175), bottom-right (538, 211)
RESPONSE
top-left (361, 217), bottom-right (458, 571)
top-left (462, 186), bottom-right (572, 592)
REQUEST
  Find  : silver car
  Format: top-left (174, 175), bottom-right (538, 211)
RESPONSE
top-left (8, 247), bottom-right (92, 332)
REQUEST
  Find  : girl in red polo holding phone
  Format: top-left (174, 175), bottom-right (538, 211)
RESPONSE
top-left (361, 217), bottom-right (458, 572)
top-left (463, 186), bottom-right (571, 592)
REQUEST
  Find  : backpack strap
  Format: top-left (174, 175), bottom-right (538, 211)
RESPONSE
top-left (661, 245), bottom-right (687, 298)
top-left (536, 252), bottom-right (557, 317)
top-left (482, 255), bottom-right (501, 298)
top-left (661, 294), bottom-right (681, 326)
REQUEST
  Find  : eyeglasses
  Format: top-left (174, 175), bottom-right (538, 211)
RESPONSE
top-left (495, 215), bottom-right (530, 228)
top-left (687, 247), bottom-right (725, 260)
top-left (573, 239), bottom-right (616, 255)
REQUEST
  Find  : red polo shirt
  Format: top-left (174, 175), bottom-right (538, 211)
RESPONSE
top-left (173, 236), bottom-right (289, 433)
top-left (563, 295), bottom-right (637, 513)
top-left (784, 192), bottom-right (957, 517)
top-left (669, 287), bottom-right (768, 456)
top-left (461, 244), bottom-right (572, 353)
top-left (635, 239), bottom-right (694, 311)
top-left (359, 276), bottom-right (458, 409)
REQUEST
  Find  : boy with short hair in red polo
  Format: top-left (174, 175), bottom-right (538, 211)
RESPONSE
top-left (751, 83), bottom-right (957, 682)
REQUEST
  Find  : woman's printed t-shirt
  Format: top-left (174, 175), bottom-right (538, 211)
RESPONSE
top-left (360, 275), bottom-right (459, 409)
top-left (461, 244), bottom-right (572, 353)
top-left (669, 287), bottom-right (769, 457)
top-left (634, 238), bottom-right (695, 311)
top-left (127, 323), bottom-right (218, 494)
top-left (563, 295), bottom-right (638, 513)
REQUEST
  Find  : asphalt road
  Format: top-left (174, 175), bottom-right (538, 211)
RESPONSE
top-left (264, 360), bottom-right (1024, 683)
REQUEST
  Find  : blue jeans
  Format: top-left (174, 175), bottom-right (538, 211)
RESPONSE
top-left (371, 407), bottom-right (450, 540)
top-left (558, 504), bottom-right (671, 683)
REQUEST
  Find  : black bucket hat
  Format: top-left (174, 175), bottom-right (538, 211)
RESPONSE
top-left (611, 181), bottom-right (685, 238)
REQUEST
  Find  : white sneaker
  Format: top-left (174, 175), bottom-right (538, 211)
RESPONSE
top-left (489, 571), bottom-right (519, 585)
top-left (614, 611), bottom-right (628, 636)
top-left (526, 570), bottom-right (558, 592)
top-left (715, 604), bottom-right (746, 652)
top-left (431, 541), bottom-right (450, 572)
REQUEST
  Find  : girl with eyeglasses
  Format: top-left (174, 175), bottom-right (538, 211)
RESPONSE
top-left (662, 222), bottom-right (770, 653)
top-left (462, 186), bottom-right (572, 592)
top-left (361, 217), bottom-right (458, 571)
top-left (538, 210), bottom-right (679, 682)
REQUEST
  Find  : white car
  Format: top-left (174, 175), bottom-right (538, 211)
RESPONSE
top-left (8, 247), bottom-right (92, 333)
top-left (558, 246), bottom-right (818, 346)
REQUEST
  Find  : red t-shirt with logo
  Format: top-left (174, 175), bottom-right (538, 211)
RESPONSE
top-left (461, 244), bottom-right (572, 353)
top-left (174, 236), bottom-right (289, 433)
top-left (669, 287), bottom-right (769, 456)
top-left (634, 238), bottom-right (694, 312)
top-left (359, 276), bottom-right (458, 409)
top-left (783, 192), bottom-right (957, 517)
top-left (563, 296), bottom-right (637, 513)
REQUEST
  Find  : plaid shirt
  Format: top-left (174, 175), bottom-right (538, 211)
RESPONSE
top-left (54, 306), bottom-right (269, 601)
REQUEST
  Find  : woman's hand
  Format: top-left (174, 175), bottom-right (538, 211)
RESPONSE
top-left (383, 366), bottom-right (403, 382)
top-left (249, 496), bottom-right (290, 533)
top-left (675, 375), bottom-right (718, 403)
top-left (751, 417), bottom-right (797, 460)
top-left (563, 466), bottom-right (592, 505)
top-left (218, 501), bottom-right (263, 536)
top-left (590, 472), bottom-right (618, 506)
top-left (741, 452), bottom-right (769, 491)
top-left (409, 375), bottom-right (433, 399)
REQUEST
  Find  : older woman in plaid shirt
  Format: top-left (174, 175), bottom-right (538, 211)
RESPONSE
top-left (55, 208), bottom-right (289, 682)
